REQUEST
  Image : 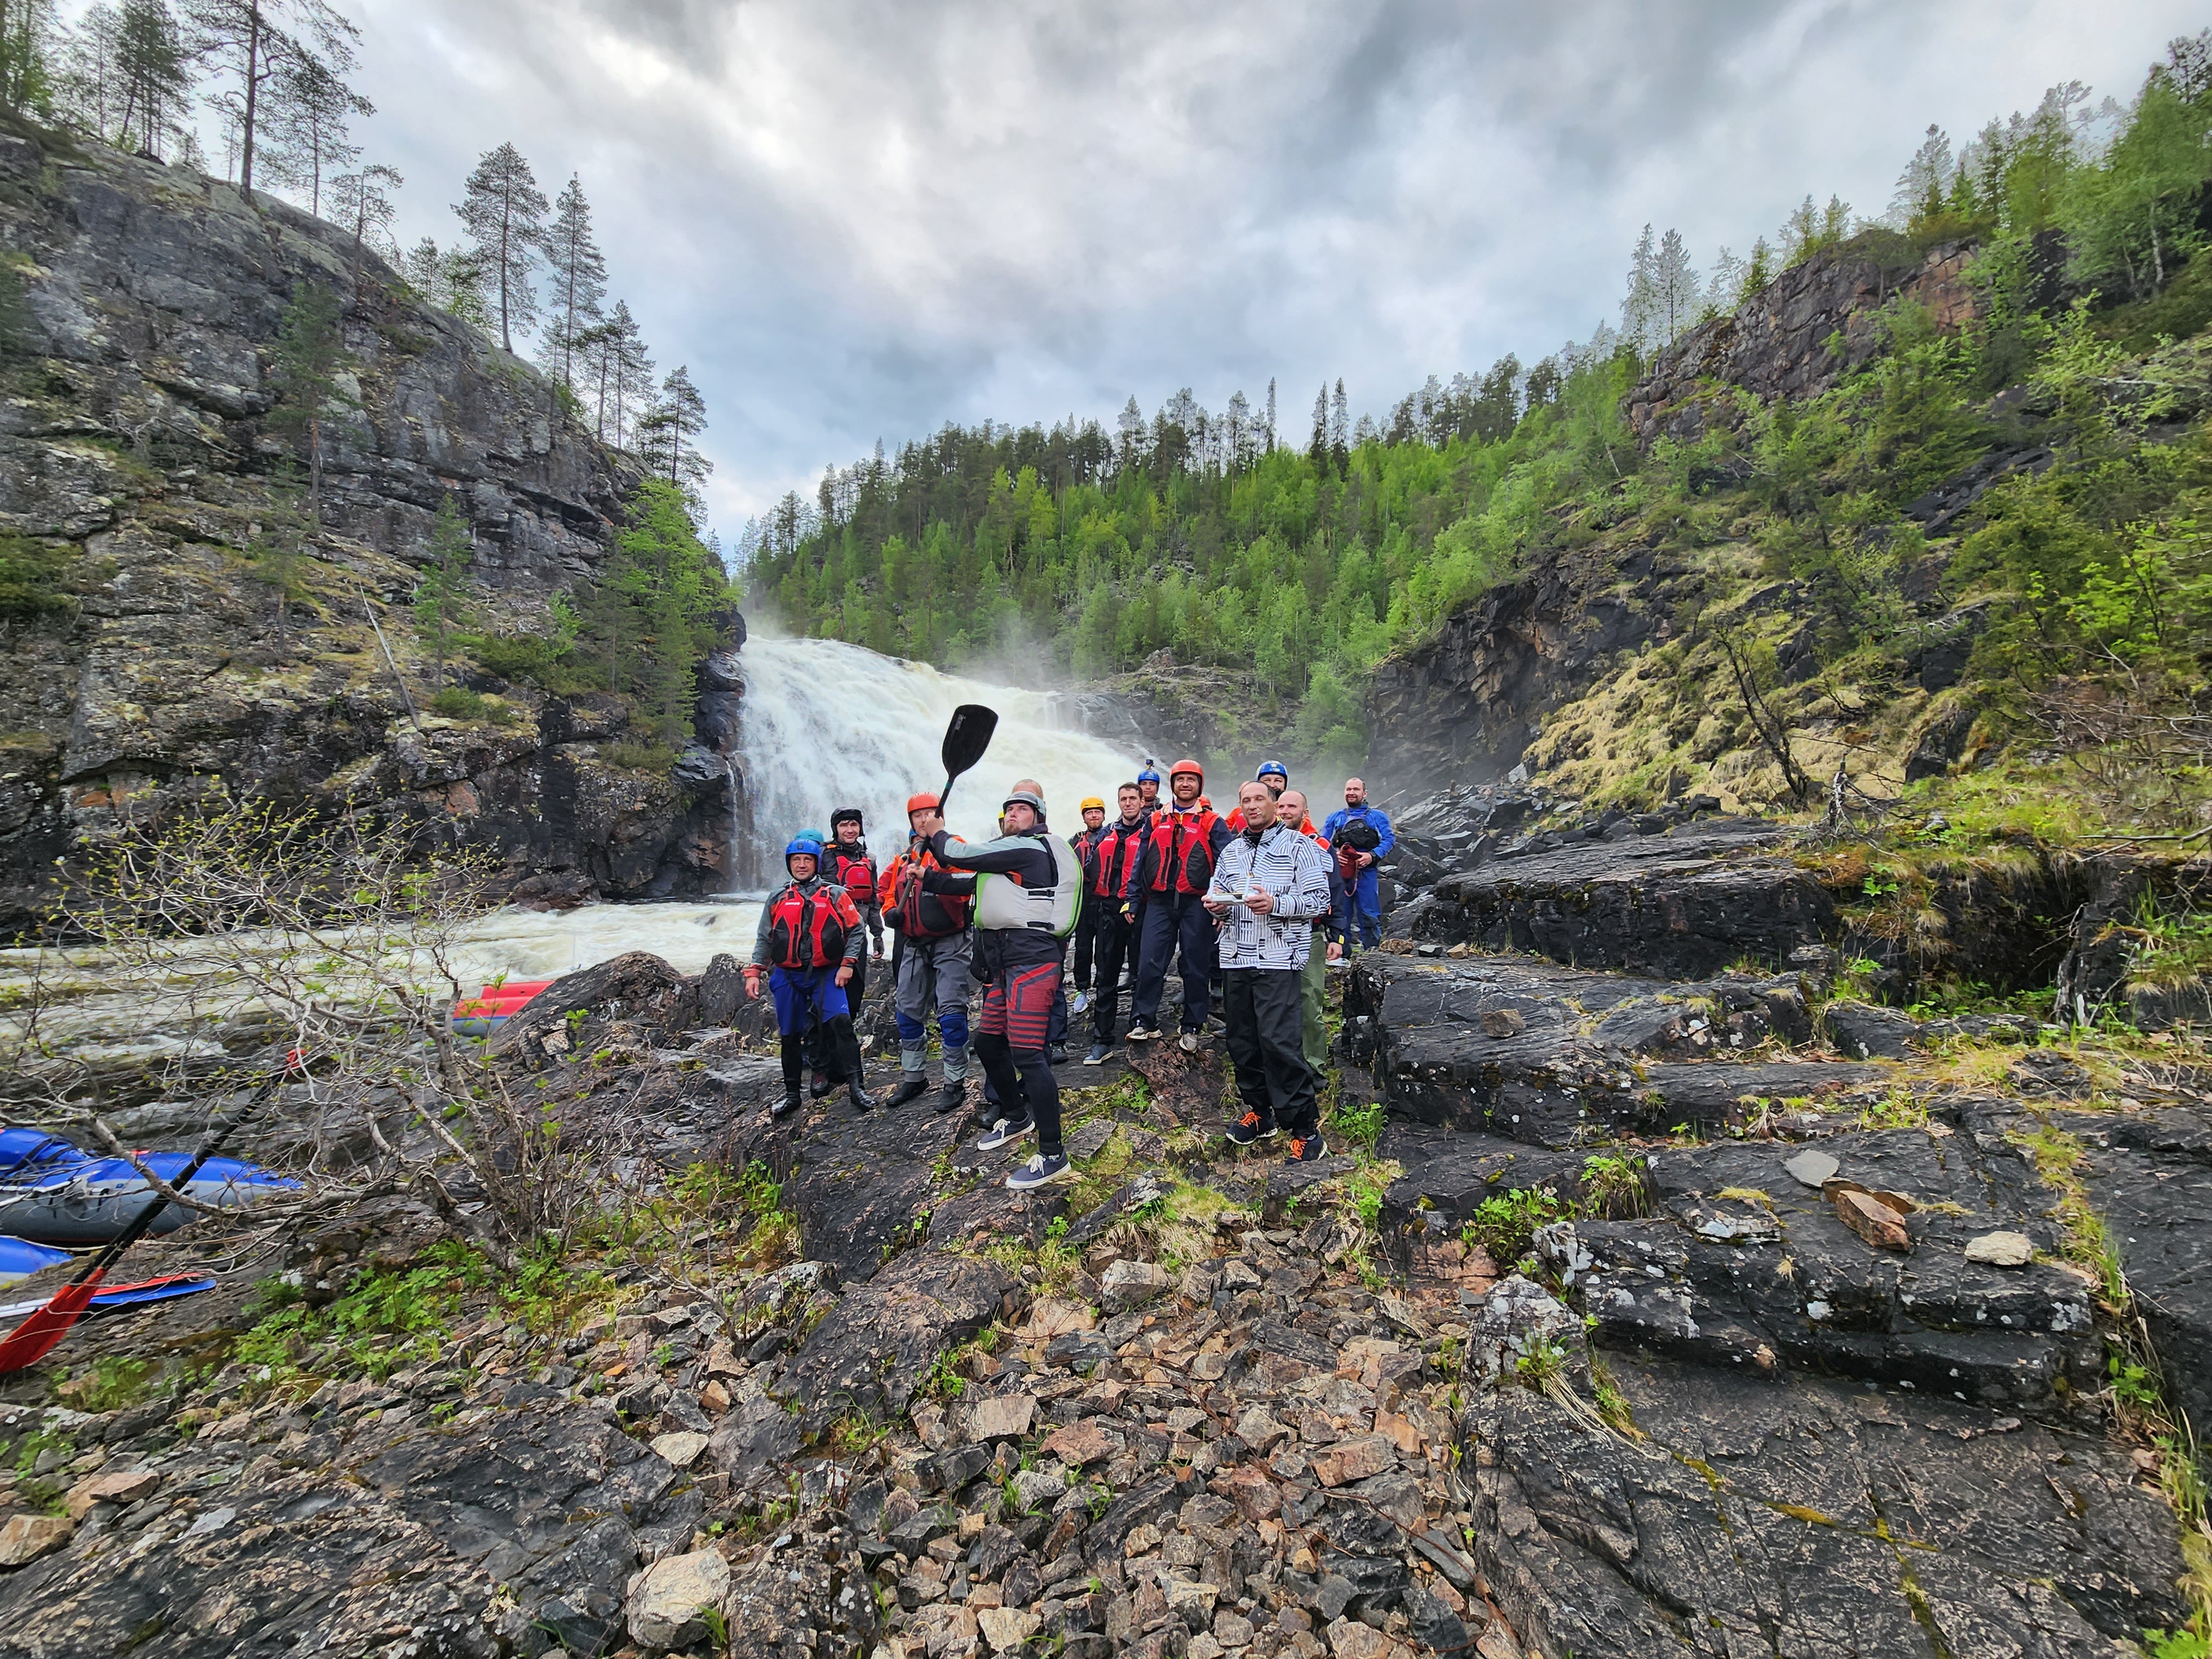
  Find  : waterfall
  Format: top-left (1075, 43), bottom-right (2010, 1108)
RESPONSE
top-left (730, 635), bottom-right (1149, 888)
top-left (724, 759), bottom-right (743, 895)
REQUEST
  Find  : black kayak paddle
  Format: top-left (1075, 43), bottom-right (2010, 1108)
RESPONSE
top-left (935, 703), bottom-right (999, 818)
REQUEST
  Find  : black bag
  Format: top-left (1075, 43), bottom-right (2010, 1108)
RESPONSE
top-left (1335, 816), bottom-right (1382, 854)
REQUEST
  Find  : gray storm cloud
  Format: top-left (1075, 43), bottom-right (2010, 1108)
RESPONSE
top-left (340, 0), bottom-right (2201, 530)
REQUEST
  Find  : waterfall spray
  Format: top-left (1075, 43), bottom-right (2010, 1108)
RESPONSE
top-left (730, 637), bottom-right (1144, 886)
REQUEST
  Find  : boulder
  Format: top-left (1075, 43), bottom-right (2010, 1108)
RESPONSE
top-left (1100, 1258), bottom-right (1178, 1314)
top-left (0, 1514), bottom-right (72, 1566)
top-left (625, 1548), bottom-right (732, 1651)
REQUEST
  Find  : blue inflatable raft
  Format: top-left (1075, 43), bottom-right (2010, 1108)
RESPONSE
top-left (0, 1127), bottom-right (299, 1246)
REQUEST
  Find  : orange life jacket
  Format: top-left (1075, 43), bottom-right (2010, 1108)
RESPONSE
top-left (885, 848), bottom-right (971, 939)
top-left (1142, 807), bottom-right (1223, 897)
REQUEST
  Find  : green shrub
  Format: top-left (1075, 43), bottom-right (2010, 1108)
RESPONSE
top-left (1460, 1187), bottom-right (1567, 1264)
top-left (431, 686), bottom-right (487, 719)
top-left (599, 739), bottom-right (676, 774)
top-left (0, 536), bottom-right (77, 619)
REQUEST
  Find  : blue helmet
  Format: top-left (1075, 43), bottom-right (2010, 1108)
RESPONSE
top-left (1256, 760), bottom-right (1288, 782)
top-left (1136, 765), bottom-right (1161, 786)
top-left (794, 827), bottom-right (827, 846)
top-left (785, 837), bottom-right (822, 864)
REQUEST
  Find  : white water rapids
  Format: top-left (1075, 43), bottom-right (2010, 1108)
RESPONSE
top-left (729, 635), bottom-right (1147, 885)
top-left (2, 637), bottom-right (1152, 1071)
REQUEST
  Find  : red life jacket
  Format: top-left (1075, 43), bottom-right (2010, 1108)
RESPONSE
top-left (828, 844), bottom-right (878, 906)
top-left (766, 881), bottom-right (857, 969)
top-left (1144, 807), bottom-right (1222, 896)
top-left (885, 849), bottom-right (970, 939)
top-left (1089, 818), bottom-right (1145, 898)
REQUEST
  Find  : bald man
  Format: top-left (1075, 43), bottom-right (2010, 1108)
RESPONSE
top-left (1321, 778), bottom-right (1395, 951)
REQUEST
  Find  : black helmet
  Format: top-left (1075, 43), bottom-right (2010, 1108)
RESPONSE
top-left (831, 807), bottom-right (864, 828)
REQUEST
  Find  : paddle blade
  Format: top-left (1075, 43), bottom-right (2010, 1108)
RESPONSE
top-left (0, 1272), bottom-right (106, 1375)
top-left (940, 705), bottom-right (999, 781)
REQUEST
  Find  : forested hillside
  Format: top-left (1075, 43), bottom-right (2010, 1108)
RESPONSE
top-left (744, 32), bottom-right (2212, 819)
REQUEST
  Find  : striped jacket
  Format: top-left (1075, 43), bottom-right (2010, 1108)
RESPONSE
top-left (1206, 825), bottom-right (1335, 971)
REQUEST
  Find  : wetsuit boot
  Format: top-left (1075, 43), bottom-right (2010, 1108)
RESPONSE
top-left (774, 1034), bottom-right (804, 1120)
top-left (829, 1016), bottom-right (877, 1112)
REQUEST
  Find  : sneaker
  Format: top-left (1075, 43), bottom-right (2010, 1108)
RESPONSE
top-left (1285, 1134), bottom-right (1331, 1162)
top-left (934, 1079), bottom-right (967, 1114)
top-left (1005, 1151), bottom-right (1072, 1190)
top-left (1048, 1043), bottom-right (1071, 1066)
top-left (977, 1115), bottom-right (1035, 1153)
top-left (1126, 1023), bottom-right (1161, 1043)
top-left (1083, 1042), bottom-right (1112, 1066)
top-left (1177, 1031), bottom-right (1200, 1053)
top-left (1223, 1108), bottom-right (1279, 1146)
top-left (1070, 990), bottom-right (1090, 1015)
top-left (886, 1076), bottom-right (930, 1108)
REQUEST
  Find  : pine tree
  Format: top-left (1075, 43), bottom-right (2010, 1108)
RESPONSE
top-left (1621, 222), bottom-right (1658, 351)
top-left (267, 278), bottom-right (354, 522)
top-left (1891, 123), bottom-right (1955, 228)
top-left (260, 47), bottom-right (368, 214)
top-left (412, 495), bottom-right (472, 691)
top-left (600, 300), bottom-right (653, 448)
top-left (453, 141), bottom-right (547, 353)
top-left (328, 163), bottom-right (399, 294)
top-left (111, 0), bottom-right (190, 157)
top-left (1307, 384), bottom-right (1327, 466)
top-left (1329, 378), bottom-right (1349, 471)
top-left (538, 173), bottom-right (606, 392)
top-left (0, 0), bottom-right (60, 111)
top-left (1703, 246), bottom-right (1746, 320)
top-left (1651, 228), bottom-right (1699, 345)
top-left (1265, 377), bottom-right (1277, 452)
top-left (638, 364), bottom-right (711, 504)
top-left (180, 0), bottom-right (359, 196)
top-left (1743, 236), bottom-right (1774, 296)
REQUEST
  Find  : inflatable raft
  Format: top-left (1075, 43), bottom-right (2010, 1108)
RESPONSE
top-left (0, 1128), bottom-right (299, 1246)
top-left (448, 978), bottom-right (555, 1037)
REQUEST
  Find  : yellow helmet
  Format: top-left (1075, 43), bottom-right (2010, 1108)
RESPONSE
top-left (1079, 795), bottom-right (1106, 811)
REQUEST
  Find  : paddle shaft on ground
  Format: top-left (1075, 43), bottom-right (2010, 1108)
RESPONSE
top-left (934, 703), bottom-right (999, 821)
top-left (0, 1084), bottom-right (274, 1373)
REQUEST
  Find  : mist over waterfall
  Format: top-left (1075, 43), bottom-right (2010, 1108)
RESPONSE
top-left (729, 637), bottom-right (1147, 890)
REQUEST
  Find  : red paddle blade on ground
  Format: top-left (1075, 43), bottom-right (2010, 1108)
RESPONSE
top-left (0, 1271), bottom-right (106, 1374)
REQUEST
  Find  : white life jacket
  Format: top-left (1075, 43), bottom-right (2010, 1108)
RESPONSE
top-left (972, 833), bottom-right (1084, 938)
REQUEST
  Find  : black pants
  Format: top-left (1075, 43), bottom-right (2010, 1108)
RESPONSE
top-left (974, 1031), bottom-right (1062, 1157)
top-left (806, 952), bottom-right (868, 1075)
top-left (1071, 902), bottom-right (1102, 995)
top-left (782, 1018), bottom-right (865, 1098)
top-left (1133, 894), bottom-right (1213, 1034)
top-left (1222, 967), bottom-right (1318, 1138)
top-left (1091, 908), bottom-right (1139, 1042)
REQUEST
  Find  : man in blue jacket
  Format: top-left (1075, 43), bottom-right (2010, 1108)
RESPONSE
top-left (1321, 778), bottom-right (1395, 950)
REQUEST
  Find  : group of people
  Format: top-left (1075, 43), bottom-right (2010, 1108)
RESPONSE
top-left (744, 760), bottom-right (1396, 1191)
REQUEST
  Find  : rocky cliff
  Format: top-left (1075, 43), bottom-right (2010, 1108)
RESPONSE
top-left (0, 112), bottom-right (736, 930)
top-left (1362, 238), bottom-right (1990, 807)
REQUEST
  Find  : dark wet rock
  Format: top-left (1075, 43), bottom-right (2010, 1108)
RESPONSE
top-left (2053, 853), bottom-right (2212, 1024)
top-left (722, 1526), bottom-right (880, 1659)
top-left (1463, 1362), bottom-right (2188, 1659)
top-left (0, 1397), bottom-right (684, 1659)
top-left (1820, 1001), bottom-right (1923, 1060)
top-left (493, 951), bottom-right (698, 1060)
top-left (1344, 953), bottom-right (1860, 1142)
top-left (2049, 1105), bottom-right (2212, 1446)
top-left (1401, 821), bottom-right (1833, 978)
top-left (781, 1250), bottom-right (1012, 1428)
top-left (1543, 1126), bottom-right (2101, 1410)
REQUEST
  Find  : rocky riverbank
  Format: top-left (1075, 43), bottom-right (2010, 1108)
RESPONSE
top-left (0, 799), bottom-right (2204, 1658)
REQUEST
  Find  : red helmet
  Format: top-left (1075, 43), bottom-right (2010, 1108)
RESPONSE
top-left (1169, 757), bottom-right (1203, 781)
top-left (906, 792), bottom-right (940, 815)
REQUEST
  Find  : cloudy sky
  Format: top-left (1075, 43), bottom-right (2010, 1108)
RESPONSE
top-left (328, 0), bottom-right (2195, 539)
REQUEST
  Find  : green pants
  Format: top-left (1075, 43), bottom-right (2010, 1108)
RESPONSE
top-left (1302, 927), bottom-right (1328, 1072)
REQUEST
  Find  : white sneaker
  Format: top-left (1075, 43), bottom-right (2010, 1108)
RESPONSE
top-left (976, 1115), bottom-right (1035, 1153)
top-left (1070, 990), bottom-right (1090, 1015)
top-left (1178, 1031), bottom-right (1199, 1053)
top-left (1005, 1152), bottom-right (1072, 1190)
